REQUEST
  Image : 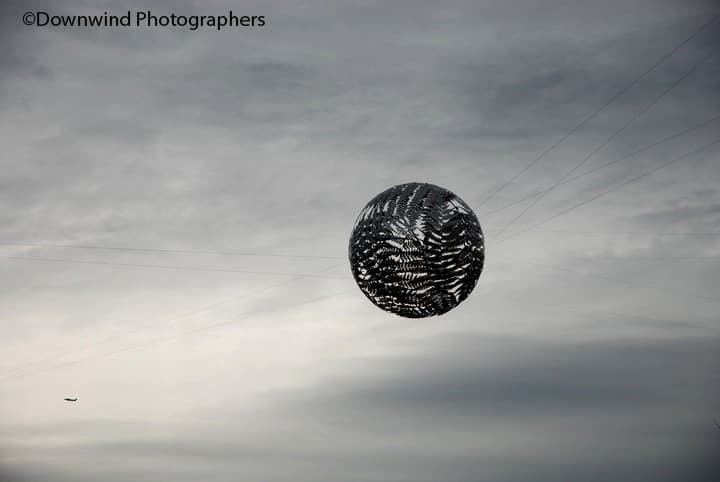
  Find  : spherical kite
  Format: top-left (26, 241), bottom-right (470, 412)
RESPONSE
top-left (349, 182), bottom-right (485, 318)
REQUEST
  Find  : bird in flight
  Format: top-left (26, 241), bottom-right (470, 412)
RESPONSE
top-left (64, 398), bottom-right (77, 402)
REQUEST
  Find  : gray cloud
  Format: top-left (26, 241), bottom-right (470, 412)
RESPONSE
top-left (4, 332), bottom-right (717, 481)
top-left (2, 0), bottom-right (719, 481)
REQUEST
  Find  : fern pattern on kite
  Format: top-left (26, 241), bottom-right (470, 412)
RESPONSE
top-left (349, 182), bottom-right (485, 318)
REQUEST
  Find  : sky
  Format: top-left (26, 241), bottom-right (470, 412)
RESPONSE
top-left (1, 0), bottom-right (719, 480)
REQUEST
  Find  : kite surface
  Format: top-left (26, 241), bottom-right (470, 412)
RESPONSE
top-left (349, 182), bottom-right (485, 318)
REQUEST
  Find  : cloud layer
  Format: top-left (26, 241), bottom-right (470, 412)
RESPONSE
top-left (1, 0), bottom-right (719, 480)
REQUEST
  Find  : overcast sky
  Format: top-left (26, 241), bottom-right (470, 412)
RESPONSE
top-left (1, 0), bottom-right (719, 480)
